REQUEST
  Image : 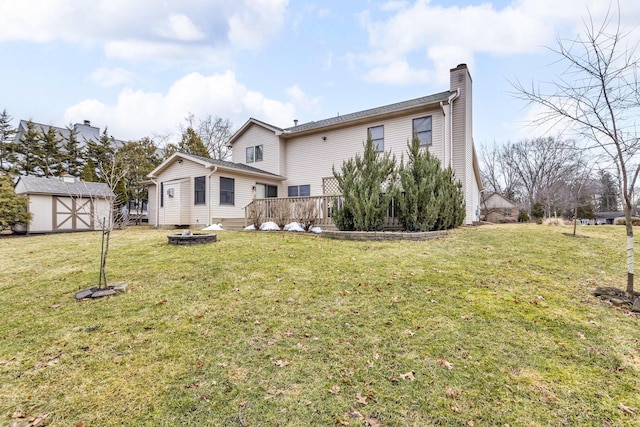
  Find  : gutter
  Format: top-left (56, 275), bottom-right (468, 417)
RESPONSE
top-left (149, 178), bottom-right (159, 226)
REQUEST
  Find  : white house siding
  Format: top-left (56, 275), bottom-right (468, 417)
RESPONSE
top-left (231, 125), bottom-right (282, 176)
top-left (155, 158), bottom-right (207, 226)
top-left (147, 185), bottom-right (157, 226)
top-left (283, 109), bottom-right (444, 197)
top-left (211, 173), bottom-right (268, 218)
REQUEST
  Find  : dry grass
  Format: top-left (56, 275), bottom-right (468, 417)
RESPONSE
top-left (0, 224), bottom-right (639, 426)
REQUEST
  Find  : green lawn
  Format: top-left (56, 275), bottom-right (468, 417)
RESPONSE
top-left (0, 224), bottom-right (638, 426)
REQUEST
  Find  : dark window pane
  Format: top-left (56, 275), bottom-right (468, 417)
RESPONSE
top-left (413, 116), bottom-right (432, 146)
top-left (299, 185), bottom-right (310, 197)
top-left (255, 145), bottom-right (263, 162)
top-left (288, 186), bottom-right (299, 197)
top-left (368, 125), bottom-right (384, 151)
top-left (267, 185), bottom-right (278, 198)
top-left (246, 146), bottom-right (254, 163)
top-left (194, 176), bottom-right (206, 205)
top-left (220, 177), bottom-right (235, 205)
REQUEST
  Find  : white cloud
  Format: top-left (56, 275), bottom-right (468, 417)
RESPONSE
top-left (157, 14), bottom-right (206, 41)
top-left (357, 0), bottom-right (640, 85)
top-left (286, 85), bottom-right (320, 112)
top-left (63, 70), bottom-right (296, 142)
top-left (227, 0), bottom-right (289, 49)
top-left (0, 0), bottom-right (289, 61)
top-left (91, 67), bottom-right (135, 87)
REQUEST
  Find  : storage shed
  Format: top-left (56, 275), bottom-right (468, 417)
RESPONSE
top-left (14, 175), bottom-right (114, 233)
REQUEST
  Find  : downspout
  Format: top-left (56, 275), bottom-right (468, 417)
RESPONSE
top-left (448, 89), bottom-right (459, 169)
top-left (207, 166), bottom-right (218, 225)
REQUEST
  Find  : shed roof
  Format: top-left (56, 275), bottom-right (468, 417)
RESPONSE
top-left (15, 175), bottom-right (114, 198)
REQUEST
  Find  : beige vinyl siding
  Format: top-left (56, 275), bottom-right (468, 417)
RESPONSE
top-left (147, 184), bottom-right (157, 226)
top-left (210, 174), bottom-right (259, 218)
top-left (232, 125), bottom-right (282, 175)
top-left (156, 158), bottom-right (205, 225)
top-left (284, 108), bottom-right (444, 196)
top-left (26, 194), bottom-right (51, 232)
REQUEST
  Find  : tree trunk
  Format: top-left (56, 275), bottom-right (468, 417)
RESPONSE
top-left (101, 229), bottom-right (110, 288)
top-left (624, 206), bottom-right (634, 297)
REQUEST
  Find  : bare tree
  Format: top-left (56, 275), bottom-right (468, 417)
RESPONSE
top-left (513, 4), bottom-right (640, 296)
top-left (480, 141), bottom-right (521, 201)
top-left (184, 113), bottom-right (234, 160)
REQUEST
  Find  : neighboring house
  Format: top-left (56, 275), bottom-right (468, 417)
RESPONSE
top-left (147, 64), bottom-right (483, 229)
top-left (595, 211), bottom-right (624, 225)
top-left (14, 175), bottom-right (114, 233)
top-left (481, 192), bottom-right (520, 223)
top-left (13, 119), bottom-right (124, 148)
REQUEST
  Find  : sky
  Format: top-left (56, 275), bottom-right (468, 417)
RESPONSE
top-left (2, 0), bottom-right (640, 148)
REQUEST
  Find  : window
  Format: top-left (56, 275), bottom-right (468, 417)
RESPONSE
top-left (220, 177), bottom-right (235, 205)
top-left (368, 125), bottom-right (384, 151)
top-left (288, 184), bottom-right (310, 197)
top-left (256, 183), bottom-right (278, 198)
top-left (194, 176), bottom-right (206, 205)
top-left (160, 182), bottom-right (164, 207)
top-left (413, 116), bottom-right (432, 146)
top-left (246, 145), bottom-right (263, 163)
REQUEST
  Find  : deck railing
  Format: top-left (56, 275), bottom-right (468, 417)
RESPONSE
top-left (244, 195), bottom-right (402, 229)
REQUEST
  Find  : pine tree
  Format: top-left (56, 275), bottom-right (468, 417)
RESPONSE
top-left (62, 125), bottom-right (83, 176)
top-left (397, 135), bottom-right (465, 231)
top-left (15, 120), bottom-right (43, 176)
top-left (81, 158), bottom-right (99, 182)
top-left (178, 127), bottom-right (210, 158)
top-left (332, 135), bottom-right (397, 231)
top-left (0, 109), bottom-right (17, 173)
top-left (0, 173), bottom-right (31, 231)
top-left (38, 126), bottom-right (63, 176)
top-left (85, 128), bottom-right (115, 179)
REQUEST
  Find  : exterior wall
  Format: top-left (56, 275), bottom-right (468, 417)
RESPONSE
top-left (482, 194), bottom-right (519, 223)
top-left (22, 194), bottom-right (111, 233)
top-left (26, 194), bottom-right (52, 233)
top-left (232, 125), bottom-right (282, 175)
top-left (147, 184), bottom-right (157, 226)
top-left (282, 107), bottom-right (444, 197)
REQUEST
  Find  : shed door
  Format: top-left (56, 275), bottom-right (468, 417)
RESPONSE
top-left (53, 196), bottom-right (94, 231)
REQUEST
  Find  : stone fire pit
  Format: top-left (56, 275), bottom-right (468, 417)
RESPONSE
top-left (167, 233), bottom-right (217, 245)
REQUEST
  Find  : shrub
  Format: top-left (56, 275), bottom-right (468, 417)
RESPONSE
top-left (294, 199), bottom-right (318, 231)
top-left (0, 173), bottom-right (32, 231)
top-left (246, 200), bottom-right (264, 229)
top-left (517, 211), bottom-right (530, 223)
top-left (332, 136), bottom-right (397, 231)
top-left (271, 199), bottom-right (290, 229)
top-left (397, 135), bottom-right (465, 231)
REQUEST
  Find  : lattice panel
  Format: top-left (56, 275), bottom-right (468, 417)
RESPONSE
top-left (322, 177), bottom-right (340, 195)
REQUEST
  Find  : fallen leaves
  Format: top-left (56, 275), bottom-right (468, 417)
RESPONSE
top-left (330, 385), bottom-right (341, 394)
top-left (33, 353), bottom-right (61, 370)
top-left (437, 358), bottom-right (453, 370)
top-left (274, 359), bottom-right (290, 368)
top-left (154, 299), bottom-right (168, 305)
top-left (10, 412), bottom-right (49, 427)
top-left (618, 402), bottom-right (637, 415)
top-left (355, 393), bottom-right (368, 405)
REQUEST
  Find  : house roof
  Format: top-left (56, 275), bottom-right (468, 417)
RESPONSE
top-left (482, 192), bottom-right (517, 207)
top-left (15, 175), bottom-right (114, 198)
top-left (147, 152), bottom-right (285, 180)
top-left (283, 90), bottom-right (454, 135)
top-left (228, 90), bottom-right (455, 144)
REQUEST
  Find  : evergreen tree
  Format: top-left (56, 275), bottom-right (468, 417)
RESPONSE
top-left (0, 109), bottom-right (17, 173)
top-left (397, 135), bottom-right (465, 231)
top-left (598, 170), bottom-right (619, 212)
top-left (38, 126), bottom-right (63, 176)
top-left (0, 173), bottom-right (31, 231)
top-left (15, 120), bottom-right (43, 176)
top-left (116, 138), bottom-right (160, 223)
top-left (62, 125), bottom-right (83, 176)
top-left (85, 128), bottom-right (115, 179)
top-left (178, 127), bottom-right (210, 158)
top-left (332, 135), bottom-right (397, 231)
top-left (81, 158), bottom-right (99, 182)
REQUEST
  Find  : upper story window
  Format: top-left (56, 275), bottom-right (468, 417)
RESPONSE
top-left (368, 125), bottom-right (384, 151)
top-left (246, 145), bottom-right (263, 163)
top-left (220, 177), bottom-right (235, 205)
top-left (194, 176), bottom-right (206, 205)
top-left (413, 116), bottom-right (432, 146)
